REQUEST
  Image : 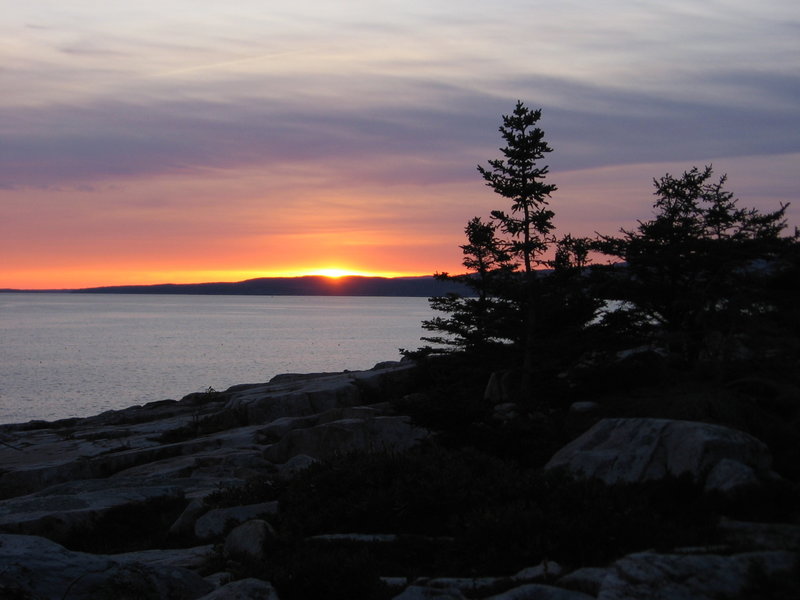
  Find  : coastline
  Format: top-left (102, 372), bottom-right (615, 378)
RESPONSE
top-left (1, 358), bottom-right (797, 599)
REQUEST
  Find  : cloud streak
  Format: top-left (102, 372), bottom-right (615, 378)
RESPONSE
top-left (3, 68), bottom-right (797, 187)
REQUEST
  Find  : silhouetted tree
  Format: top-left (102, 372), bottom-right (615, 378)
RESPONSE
top-left (478, 102), bottom-right (558, 276)
top-left (535, 234), bottom-right (602, 360)
top-left (550, 234), bottom-right (591, 274)
top-left (477, 101), bottom-right (559, 372)
top-left (422, 218), bottom-right (516, 351)
top-left (421, 103), bottom-right (603, 390)
top-left (594, 165), bottom-right (794, 366)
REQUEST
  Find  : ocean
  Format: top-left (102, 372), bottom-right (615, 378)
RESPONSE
top-left (0, 293), bottom-right (436, 424)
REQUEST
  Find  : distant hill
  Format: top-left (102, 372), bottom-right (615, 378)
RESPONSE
top-left (66, 275), bottom-right (474, 297)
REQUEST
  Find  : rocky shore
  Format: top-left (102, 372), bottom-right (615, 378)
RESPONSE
top-left (1, 360), bottom-right (798, 599)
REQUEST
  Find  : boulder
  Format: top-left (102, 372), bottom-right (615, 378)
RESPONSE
top-left (170, 497), bottom-right (209, 538)
top-left (223, 519), bottom-right (276, 564)
top-left (420, 577), bottom-right (506, 595)
top-left (0, 533), bottom-right (213, 599)
top-left (556, 567), bottom-right (613, 596)
top-left (704, 457), bottom-right (764, 492)
top-left (263, 416), bottom-right (429, 464)
top-left (278, 453), bottom-right (319, 478)
top-left (204, 571), bottom-right (233, 587)
top-left (195, 502), bottom-right (279, 541)
top-left (392, 585), bottom-right (467, 599)
top-left (545, 418), bottom-right (774, 492)
top-left (197, 577), bottom-right (280, 599)
top-left (484, 584), bottom-right (594, 599)
top-left (597, 550), bottom-right (799, 599)
top-left (512, 561), bottom-right (563, 582)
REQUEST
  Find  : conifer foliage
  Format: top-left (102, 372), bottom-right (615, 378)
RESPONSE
top-left (477, 101), bottom-right (558, 276)
top-left (422, 102), bottom-right (595, 362)
top-left (593, 165), bottom-right (795, 365)
top-left (422, 218), bottom-right (516, 351)
top-left (421, 105), bottom-right (796, 376)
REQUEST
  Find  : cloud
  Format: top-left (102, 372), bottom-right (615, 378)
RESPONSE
top-left (3, 62), bottom-right (798, 191)
top-left (5, 1), bottom-right (797, 184)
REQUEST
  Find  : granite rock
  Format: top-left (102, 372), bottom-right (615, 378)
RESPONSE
top-left (546, 418), bottom-right (775, 492)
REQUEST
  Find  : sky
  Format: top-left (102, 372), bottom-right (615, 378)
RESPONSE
top-left (2, 0), bottom-right (799, 289)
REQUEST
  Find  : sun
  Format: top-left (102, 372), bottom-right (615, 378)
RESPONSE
top-left (256, 266), bottom-right (415, 280)
top-left (313, 268), bottom-right (355, 278)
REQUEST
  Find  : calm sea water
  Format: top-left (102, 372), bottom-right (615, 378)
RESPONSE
top-left (0, 293), bottom-right (435, 424)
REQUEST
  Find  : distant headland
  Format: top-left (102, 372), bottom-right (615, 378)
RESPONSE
top-left (0, 275), bottom-right (473, 297)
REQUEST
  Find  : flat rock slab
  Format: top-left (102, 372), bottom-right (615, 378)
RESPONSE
top-left (225, 362), bottom-right (417, 425)
top-left (0, 479), bottom-right (185, 542)
top-left (263, 415), bottom-right (430, 463)
top-left (110, 544), bottom-right (217, 570)
top-left (198, 578), bottom-right (280, 600)
top-left (718, 519), bottom-right (800, 552)
top-left (0, 533), bottom-right (213, 600)
top-left (597, 550), bottom-right (799, 599)
top-left (485, 583), bottom-right (595, 600)
top-left (0, 364), bottom-right (426, 555)
top-left (0, 363), bottom-right (418, 499)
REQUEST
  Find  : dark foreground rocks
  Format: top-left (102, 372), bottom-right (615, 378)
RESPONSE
top-left (1, 360), bottom-right (798, 599)
top-left (0, 533), bottom-right (214, 599)
top-left (545, 417), bottom-right (778, 493)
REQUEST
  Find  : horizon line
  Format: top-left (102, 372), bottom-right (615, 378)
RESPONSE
top-left (0, 273), bottom-right (450, 293)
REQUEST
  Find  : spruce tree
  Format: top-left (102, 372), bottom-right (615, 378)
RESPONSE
top-left (478, 101), bottom-right (557, 276)
top-left (422, 103), bottom-right (599, 382)
top-left (422, 217), bottom-right (515, 352)
top-left (594, 165), bottom-right (794, 366)
top-left (477, 101), bottom-right (558, 373)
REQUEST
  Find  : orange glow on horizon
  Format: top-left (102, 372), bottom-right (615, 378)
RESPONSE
top-left (279, 267), bottom-right (416, 279)
top-left (1, 266), bottom-right (436, 291)
top-left (0, 166), bottom-right (469, 291)
top-left (8, 154), bottom-right (795, 292)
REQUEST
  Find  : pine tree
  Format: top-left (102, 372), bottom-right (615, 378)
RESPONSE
top-left (422, 217), bottom-right (516, 352)
top-left (422, 103), bottom-right (599, 382)
top-left (478, 101), bottom-right (557, 276)
top-left (594, 165), bottom-right (794, 366)
top-left (477, 101), bottom-right (558, 372)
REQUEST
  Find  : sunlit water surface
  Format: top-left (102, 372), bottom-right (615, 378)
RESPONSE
top-left (0, 293), bottom-right (435, 424)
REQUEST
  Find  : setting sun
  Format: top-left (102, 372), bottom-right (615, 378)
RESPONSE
top-left (313, 268), bottom-right (352, 278)
top-left (308, 268), bottom-right (402, 279)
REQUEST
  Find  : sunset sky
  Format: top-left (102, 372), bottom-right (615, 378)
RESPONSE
top-left (2, 1), bottom-right (798, 289)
